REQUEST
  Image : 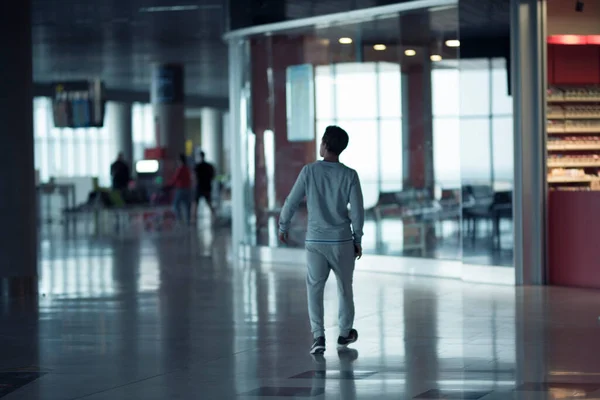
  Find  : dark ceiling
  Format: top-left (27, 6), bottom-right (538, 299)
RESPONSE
top-left (31, 0), bottom-right (509, 106)
top-left (32, 0), bottom-right (229, 104)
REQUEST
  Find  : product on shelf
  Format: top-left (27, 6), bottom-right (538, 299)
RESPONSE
top-left (548, 154), bottom-right (600, 166)
top-left (563, 86), bottom-right (600, 101)
top-left (547, 120), bottom-right (565, 132)
top-left (548, 136), bottom-right (600, 149)
top-left (565, 105), bottom-right (600, 118)
top-left (565, 119), bottom-right (600, 132)
top-left (548, 105), bottom-right (565, 118)
top-left (547, 87), bottom-right (565, 101)
top-left (548, 168), bottom-right (586, 177)
top-left (549, 186), bottom-right (592, 191)
top-left (547, 86), bottom-right (600, 190)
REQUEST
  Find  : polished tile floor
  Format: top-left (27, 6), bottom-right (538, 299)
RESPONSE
top-left (2, 228), bottom-right (600, 399)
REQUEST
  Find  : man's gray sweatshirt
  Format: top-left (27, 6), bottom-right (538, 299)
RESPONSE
top-left (279, 161), bottom-right (364, 244)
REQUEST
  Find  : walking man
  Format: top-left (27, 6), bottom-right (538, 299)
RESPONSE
top-left (278, 125), bottom-right (364, 354)
top-left (194, 151), bottom-right (216, 220)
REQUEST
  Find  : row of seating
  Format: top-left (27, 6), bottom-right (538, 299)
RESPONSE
top-left (367, 185), bottom-right (513, 249)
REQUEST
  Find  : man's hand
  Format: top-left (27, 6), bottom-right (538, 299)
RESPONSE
top-left (278, 231), bottom-right (288, 244)
top-left (354, 243), bottom-right (362, 260)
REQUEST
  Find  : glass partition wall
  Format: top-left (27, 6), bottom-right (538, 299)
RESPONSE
top-left (228, 1), bottom-right (515, 276)
top-left (459, 59), bottom-right (514, 267)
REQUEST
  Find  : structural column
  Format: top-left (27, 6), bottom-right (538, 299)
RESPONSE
top-left (107, 102), bottom-right (133, 164)
top-left (402, 59), bottom-right (434, 190)
top-left (151, 64), bottom-right (186, 160)
top-left (201, 107), bottom-right (223, 173)
top-left (511, 0), bottom-right (547, 285)
top-left (401, 11), bottom-right (434, 191)
top-left (249, 36), bottom-right (316, 245)
top-left (0, 0), bottom-right (37, 297)
top-left (228, 39), bottom-right (247, 252)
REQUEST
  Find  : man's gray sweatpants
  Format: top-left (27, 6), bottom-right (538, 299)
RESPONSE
top-left (305, 241), bottom-right (356, 339)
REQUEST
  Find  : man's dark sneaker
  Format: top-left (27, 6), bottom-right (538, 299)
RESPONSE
top-left (310, 336), bottom-right (326, 354)
top-left (337, 329), bottom-right (358, 349)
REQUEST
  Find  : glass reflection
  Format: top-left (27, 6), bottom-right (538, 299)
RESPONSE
top-left (236, 5), bottom-right (513, 268)
top-left (459, 59), bottom-right (514, 267)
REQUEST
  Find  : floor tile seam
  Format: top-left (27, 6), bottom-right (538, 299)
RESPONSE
top-left (177, 342), bottom-right (278, 370)
top-left (65, 371), bottom-right (172, 400)
top-left (64, 343), bottom-right (278, 399)
top-left (352, 311), bottom-right (384, 325)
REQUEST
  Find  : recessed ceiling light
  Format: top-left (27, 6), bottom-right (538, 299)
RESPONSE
top-left (339, 37), bottom-right (353, 44)
top-left (430, 54), bottom-right (443, 62)
top-left (373, 44), bottom-right (386, 51)
top-left (404, 49), bottom-right (416, 56)
top-left (319, 39), bottom-right (330, 46)
top-left (445, 39), bottom-right (460, 47)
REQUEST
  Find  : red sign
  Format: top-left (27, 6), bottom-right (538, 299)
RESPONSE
top-left (548, 35), bottom-right (600, 45)
top-left (144, 147), bottom-right (167, 160)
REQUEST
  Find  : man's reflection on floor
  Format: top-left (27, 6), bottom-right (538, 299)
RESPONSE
top-left (310, 354), bottom-right (326, 397)
top-left (310, 349), bottom-right (359, 399)
top-left (338, 349), bottom-right (359, 400)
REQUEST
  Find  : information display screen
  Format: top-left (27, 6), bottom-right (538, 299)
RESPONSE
top-left (286, 64), bottom-right (315, 142)
top-left (52, 80), bottom-right (106, 128)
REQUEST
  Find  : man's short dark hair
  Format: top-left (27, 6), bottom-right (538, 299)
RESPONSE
top-left (322, 125), bottom-right (349, 156)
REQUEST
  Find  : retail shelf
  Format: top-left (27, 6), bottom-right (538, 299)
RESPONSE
top-left (548, 98), bottom-right (600, 103)
top-left (547, 144), bottom-right (600, 150)
top-left (548, 176), bottom-right (599, 183)
top-left (548, 162), bottom-right (600, 168)
top-left (548, 115), bottom-right (600, 119)
top-left (548, 129), bottom-right (600, 134)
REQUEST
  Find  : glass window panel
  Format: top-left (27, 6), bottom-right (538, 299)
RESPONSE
top-left (381, 220), bottom-right (404, 252)
top-left (50, 129), bottom-right (60, 178)
top-left (132, 103), bottom-right (143, 142)
top-left (31, 96), bottom-right (121, 184)
top-left (361, 220), bottom-right (377, 249)
top-left (85, 130), bottom-right (94, 178)
top-left (338, 119), bottom-right (379, 209)
top-left (335, 63), bottom-right (377, 120)
top-left (359, 182), bottom-right (379, 212)
top-left (379, 119), bottom-right (403, 191)
top-left (432, 69), bottom-right (460, 116)
top-left (492, 116), bottom-right (514, 190)
top-left (433, 117), bottom-right (461, 188)
top-left (492, 59), bottom-right (512, 115)
top-left (34, 98), bottom-right (48, 138)
top-left (144, 104), bottom-right (155, 144)
top-left (315, 66), bottom-right (335, 120)
top-left (460, 118), bottom-right (491, 184)
top-left (459, 62), bottom-right (490, 116)
top-left (81, 135), bottom-right (88, 176)
top-left (338, 120), bottom-right (378, 180)
top-left (101, 140), bottom-right (110, 186)
top-left (72, 130), bottom-right (83, 176)
top-left (89, 130), bottom-right (100, 179)
top-left (378, 63), bottom-right (402, 118)
top-left (34, 139), bottom-right (41, 176)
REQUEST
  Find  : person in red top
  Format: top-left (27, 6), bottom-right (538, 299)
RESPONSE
top-left (169, 154), bottom-right (193, 224)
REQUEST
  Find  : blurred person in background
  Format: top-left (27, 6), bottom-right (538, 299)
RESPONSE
top-left (168, 154), bottom-right (193, 225)
top-left (194, 150), bottom-right (216, 221)
top-left (110, 152), bottom-right (130, 192)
